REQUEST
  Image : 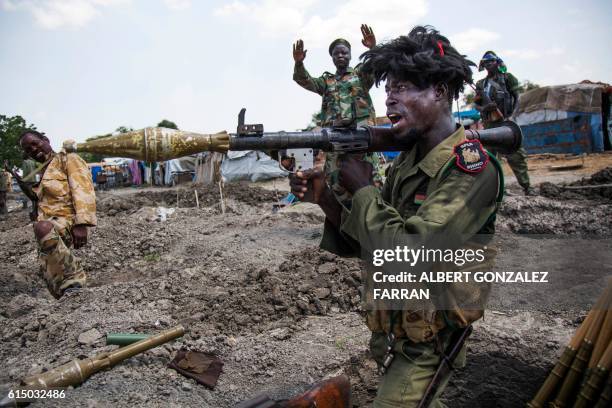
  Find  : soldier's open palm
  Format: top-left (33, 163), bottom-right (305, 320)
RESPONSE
top-left (293, 39), bottom-right (307, 62)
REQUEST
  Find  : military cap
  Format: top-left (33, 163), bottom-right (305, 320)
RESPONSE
top-left (329, 38), bottom-right (351, 55)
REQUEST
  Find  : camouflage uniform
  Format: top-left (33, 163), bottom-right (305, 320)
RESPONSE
top-left (475, 72), bottom-right (531, 191)
top-left (320, 127), bottom-right (502, 407)
top-left (293, 62), bottom-right (383, 206)
top-left (0, 170), bottom-right (9, 215)
top-left (34, 151), bottom-right (96, 298)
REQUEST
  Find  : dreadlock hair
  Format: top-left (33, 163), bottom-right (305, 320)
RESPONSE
top-left (19, 129), bottom-right (47, 146)
top-left (360, 26), bottom-right (475, 103)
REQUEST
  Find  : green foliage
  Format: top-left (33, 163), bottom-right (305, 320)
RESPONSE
top-left (0, 115), bottom-right (37, 169)
top-left (115, 126), bottom-right (134, 134)
top-left (78, 126), bottom-right (133, 163)
top-left (144, 252), bottom-right (161, 262)
top-left (463, 91), bottom-right (476, 105)
top-left (157, 119), bottom-right (178, 130)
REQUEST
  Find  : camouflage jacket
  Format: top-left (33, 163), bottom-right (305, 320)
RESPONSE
top-left (293, 62), bottom-right (376, 126)
top-left (320, 127), bottom-right (502, 343)
top-left (34, 151), bottom-right (97, 227)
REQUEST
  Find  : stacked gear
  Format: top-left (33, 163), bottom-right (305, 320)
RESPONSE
top-left (528, 280), bottom-right (612, 408)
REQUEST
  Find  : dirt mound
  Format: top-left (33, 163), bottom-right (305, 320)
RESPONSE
top-left (97, 183), bottom-right (281, 216)
top-left (539, 167), bottom-right (612, 201)
top-left (497, 168), bottom-right (612, 235)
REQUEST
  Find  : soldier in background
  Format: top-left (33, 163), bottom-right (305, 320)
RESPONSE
top-left (0, 168), bottom-right (8, 216)
top-left (475, 50), bottom-right (535, 195)
top-left (20, 157), bottom-right (37, 209)
top-left (292, 24), bottom-right (383, 204)
top-left (19, 130), bottom-right (96, 299)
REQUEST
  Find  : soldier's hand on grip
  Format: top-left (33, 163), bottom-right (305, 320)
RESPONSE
top-left (289, 151), bottom-right (326, 203)
top-left (338, 155), bottom-right (374, 194)
top-left (293, 39), bottom-right (307, 63)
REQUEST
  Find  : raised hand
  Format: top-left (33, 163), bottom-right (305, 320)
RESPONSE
top-left (361, 24), bottom-right (376, 49)
top-left (293, 39), bottom-right (307, 63)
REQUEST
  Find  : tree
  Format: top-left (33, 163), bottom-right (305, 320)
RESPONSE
top-left (115, 125), bottom-right (134, 134)
top-left (157, 119), bottom-right (178, 130)
top-left (78, 126), bottom-right (133, 163)
top-left (0, 115), bottom-right (37, 169)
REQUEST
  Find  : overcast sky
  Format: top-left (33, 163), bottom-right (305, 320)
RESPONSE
top-left (1, 0), bottom-right (611, 148)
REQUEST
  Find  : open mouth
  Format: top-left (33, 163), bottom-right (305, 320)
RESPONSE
top-left (387, 113), bottom-right (402, 125)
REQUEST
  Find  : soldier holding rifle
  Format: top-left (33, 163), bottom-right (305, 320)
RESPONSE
top-left (475, 50), bottom-right (534, 195)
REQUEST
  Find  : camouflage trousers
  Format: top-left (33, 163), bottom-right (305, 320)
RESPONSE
top-left (484, 121), bottom-right (531, 190)
top-left (35, 218), bottom-right (86, 298)
top-left (370, 330), bottom-right (466, 407)
top-left (503, 147), bottom-right (531, 190)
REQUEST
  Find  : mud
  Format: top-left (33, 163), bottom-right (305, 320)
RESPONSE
top-left (539, 167), bottom-right (612, 201)
top-left (0, 167), bottom-right (610, 407)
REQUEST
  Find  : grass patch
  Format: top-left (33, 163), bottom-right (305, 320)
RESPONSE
top-left (144, 252), bottom-right (161, 262)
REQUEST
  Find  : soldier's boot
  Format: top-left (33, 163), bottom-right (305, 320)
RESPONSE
top-left (35, 221), bottom-right (87, 299)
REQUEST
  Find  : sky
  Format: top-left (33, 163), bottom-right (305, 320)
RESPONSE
top-left (1, 0), bottom-right (611, 148)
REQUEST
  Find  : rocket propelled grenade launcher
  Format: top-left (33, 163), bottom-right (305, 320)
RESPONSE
top-left (0, 325), bottom-right (185, 407)
top-left (63, 109), bottom-right (523, 164)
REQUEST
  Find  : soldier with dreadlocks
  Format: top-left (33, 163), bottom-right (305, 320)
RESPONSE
top-left (290, 26), bottom-right (503, 407)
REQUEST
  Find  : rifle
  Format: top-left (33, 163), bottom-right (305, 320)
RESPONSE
top-left (0, 325), bottom-right (185, 407)
top-left (236, 375), bottom-right (351, 408)
top-left (474, 90), bottom-right (505, 123)
top-left (62, 109), bottom-right (523, 165)
top-left (416, 325), bottom-right (473, 408)
top-left (3, 161), bottom-right (38, 221)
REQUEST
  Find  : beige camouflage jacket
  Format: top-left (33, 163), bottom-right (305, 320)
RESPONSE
top-left (35, 152), bottom-right (97, 227)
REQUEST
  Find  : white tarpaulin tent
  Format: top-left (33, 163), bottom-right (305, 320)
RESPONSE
top-left (221, 151), bottom-right (288, 182)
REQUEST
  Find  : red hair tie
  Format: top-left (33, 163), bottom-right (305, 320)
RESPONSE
top-left (437, 40), bottom-right (444, 56)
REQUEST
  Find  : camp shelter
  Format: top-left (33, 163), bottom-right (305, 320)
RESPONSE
top-left (221, 150), bottom-right (287, 182)
top-left (515, 82), bottom-right (611, 154)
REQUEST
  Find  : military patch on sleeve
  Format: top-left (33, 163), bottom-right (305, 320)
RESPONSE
top-left (453, 140), bottom-right (489, 173)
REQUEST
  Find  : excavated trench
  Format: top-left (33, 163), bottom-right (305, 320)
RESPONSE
top-left (0, 169), bottom-right (610, 407)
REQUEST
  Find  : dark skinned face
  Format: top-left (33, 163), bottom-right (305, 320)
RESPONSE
top-left (21, 133), bottom-right (53, 163)
top-left (385, 75), bottom-right (439, 141)
top-left (331, 44), bottom-right (351, 71)
top-left (483, 59), bottom-right (497, 75)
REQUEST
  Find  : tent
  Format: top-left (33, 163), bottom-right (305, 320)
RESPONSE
top-left (221, 150), bottom-right (287, 182)
top-left (515, 83), bottom-right (611, 154)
